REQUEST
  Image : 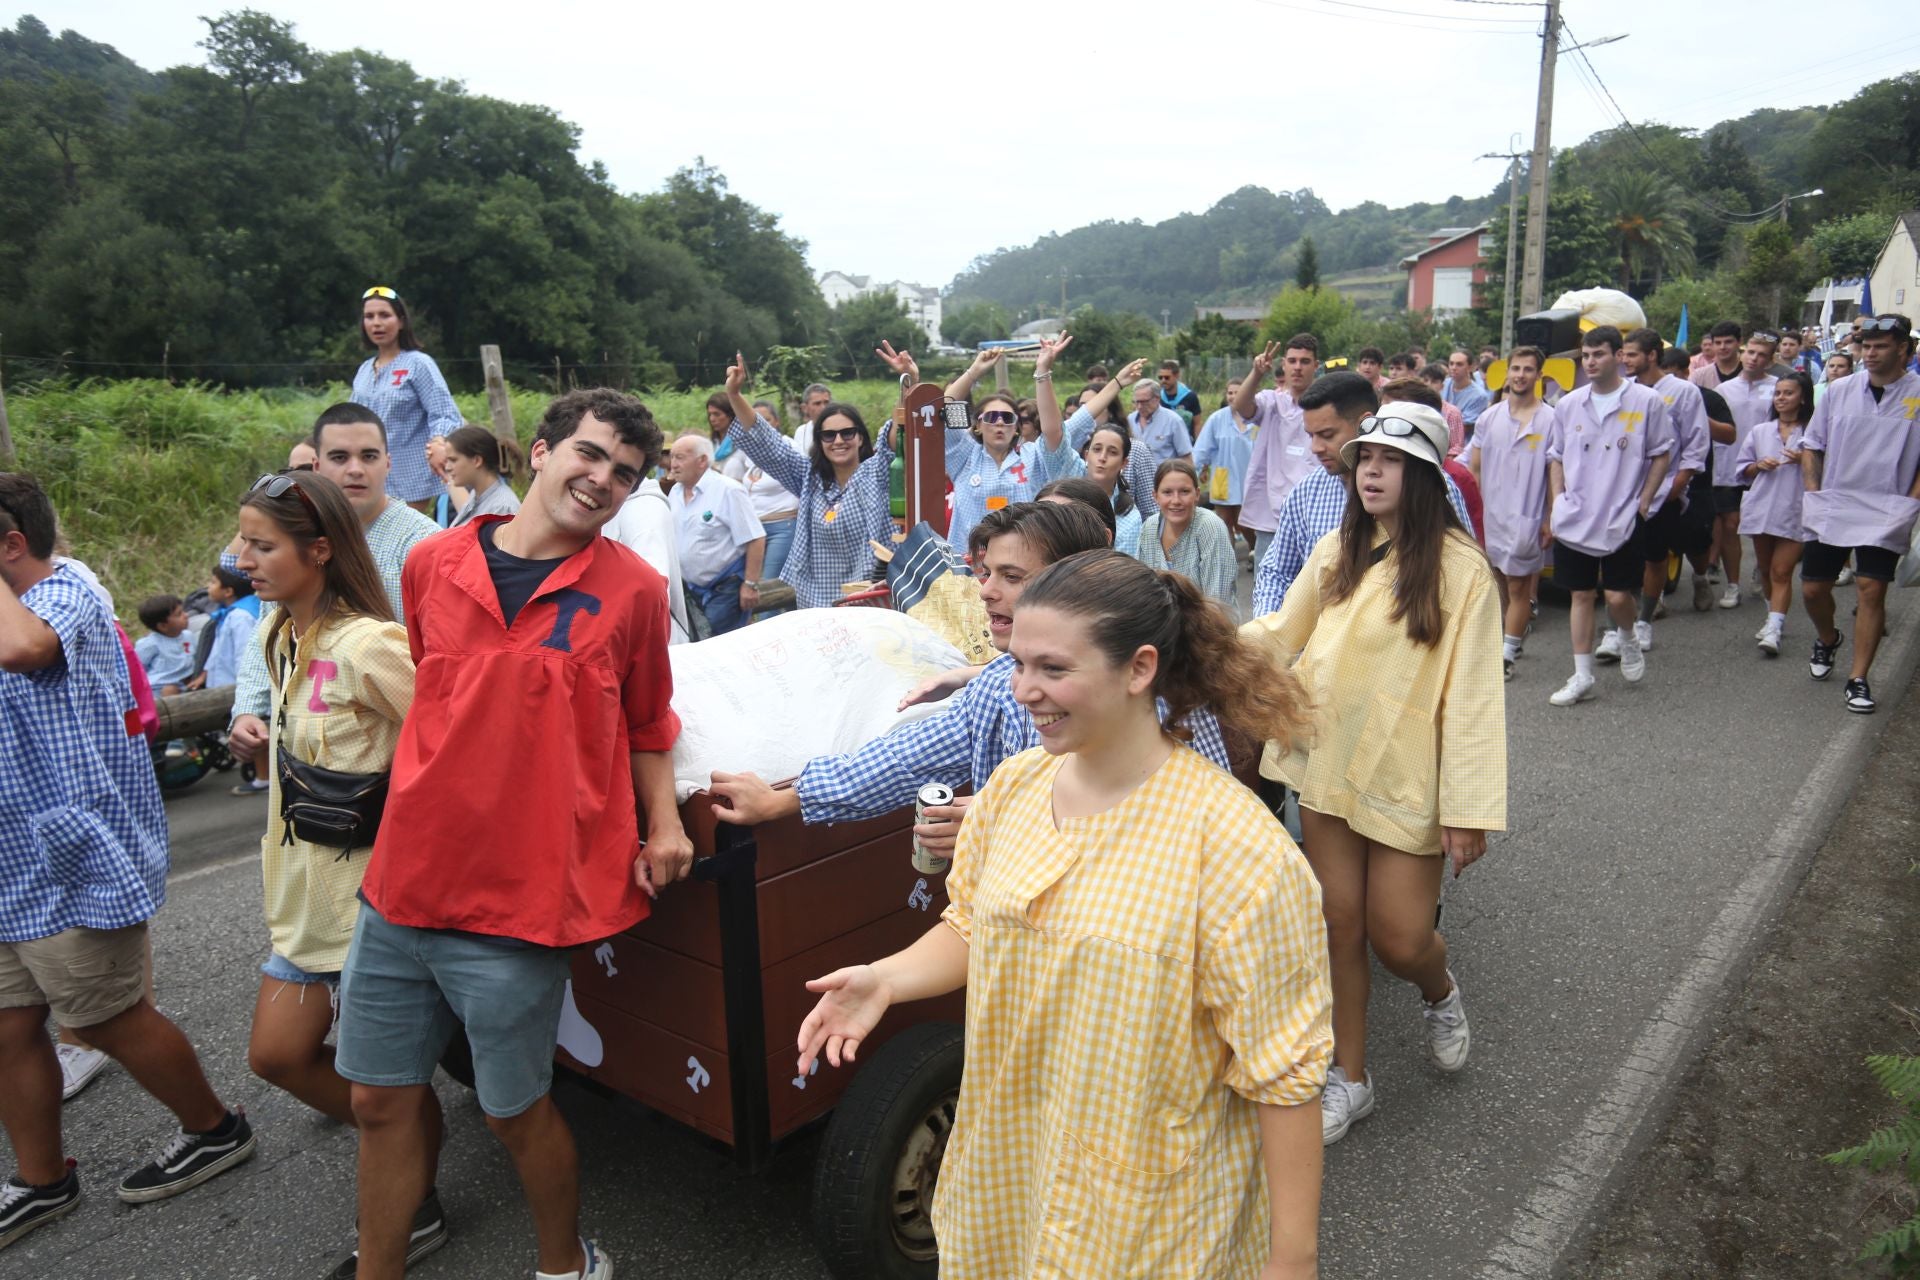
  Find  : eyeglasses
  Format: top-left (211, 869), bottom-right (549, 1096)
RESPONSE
top-left (1357, 415), bottom-right (1438, 449)
top-left (978, 410), bottom-right (1018, 426)
top-left (1856, 316), bottom-right (1912, 335)
top-left (817, 426), bottom-right (863, 443)
top-left (361, 286), bottom-right (399, 302)
top-left (250, 472), bottom-right (323, 523)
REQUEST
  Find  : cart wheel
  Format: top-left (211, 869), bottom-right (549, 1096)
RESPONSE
top-left (810, 1022), bottom-right (963, 1280)
top-left (437, 1026), bottom-right (476, 1089)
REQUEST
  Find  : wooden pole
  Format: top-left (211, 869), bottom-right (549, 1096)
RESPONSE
top-left (0, 335), bottom-right (15, 469)
top-left (479, 345), bottom-right (522, 482)
top-left (1519, 0), bottom-right (1561, 315)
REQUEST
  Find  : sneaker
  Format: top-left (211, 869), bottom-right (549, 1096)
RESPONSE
top-left (1423, 974), bottom-right (1472, 1072)
top-left (1320, 1067), bottom-right (1375, 1146)
top-left (57, 1043), bottom-right (110, 1102)
top-left (536, 1237), bottom-right (613, 1280)
top-left (1549, 672), bottom-right (1597, 707)
top-left (1718, 584), bottom-right (1741, 609)
top-left (1692, 575), bottom-right (1715, 611)
top-left (1619, 639), bottom-right (1646, 683)
top-left (1758, 627), bottom-right (1781, 657)
top-left (116, 1110), bottom-right (255, 1204)
top-left (1809, 634), bottom-right (1843, 681)
top-left (1594, 629), bottom-right (1622, 663)
top-left (1633, 620), bottom-right (1654, 652)
top-left (1503, 656), bottom-right (1515, 682)
top-left (0, 1161), bottom-right (81, 1250)
top-left (1707, 565), bottom-right (1725, 585)
top-left (230, 779), bottom-right (270, 796)
top-left (1836, 564), bottom-right (1855, 586)
top-left (327, 1188), bottom-right (450, 1277)
top-left (1844, 678), bottom-right (1876, 714)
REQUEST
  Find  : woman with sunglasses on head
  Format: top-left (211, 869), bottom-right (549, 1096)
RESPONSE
top-left (1138, 459), bottom-right (1241, 618)
top-left (722, 353), bottom-right (895, 609)
top-left (1242, 403), bottom-right (1506, 1147)
top-left (350, 286), bottom-right (464, 512)
top-left (796, 548), bottom-right (1330, 1280)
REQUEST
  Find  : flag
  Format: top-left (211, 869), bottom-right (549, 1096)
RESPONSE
top-left (1675, 303), bottom-right (1689, 349)
top-left (1818, 279), bottom-right (1835, 343)
top-left (1859, 275), bottom-right (1875, 319)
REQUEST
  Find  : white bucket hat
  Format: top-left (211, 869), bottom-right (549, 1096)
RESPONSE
top-left (1339, 403), bottom-right (1450, 473)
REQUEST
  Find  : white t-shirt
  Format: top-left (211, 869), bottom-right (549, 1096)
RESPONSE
top-left (601, 478), bottom-right (689, 644)
top-left (721, 446), bottom-right (801, 522)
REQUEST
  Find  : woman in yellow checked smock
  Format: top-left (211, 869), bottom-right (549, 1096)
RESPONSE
top-left (797, 550), bottom-right (1332, 1280)
top-left (1241, 402), bottom-right (1505, 1148)
top-left (235, 470), bottom-right (414, 1127)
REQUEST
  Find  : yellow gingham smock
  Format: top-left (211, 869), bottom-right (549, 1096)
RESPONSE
top-left (1243, 527), bottom-right (1507, 854)
top-left (262, 610), bottom-right (414, 973)
top-left (933, 744), bottom-right (1332, 1279)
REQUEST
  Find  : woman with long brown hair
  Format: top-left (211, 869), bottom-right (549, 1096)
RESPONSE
top-left (796, 549), bottom-right (1331, 1279)
top-left (1243, 402), bottom-right (1506, 1146)
top-left (349, 285), bottom-right (463, 509)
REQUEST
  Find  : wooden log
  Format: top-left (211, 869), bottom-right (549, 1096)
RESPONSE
top-left (152, 686), bottom-right (236, 740)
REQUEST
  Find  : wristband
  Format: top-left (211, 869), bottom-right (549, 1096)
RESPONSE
top-left (1033, 372), bottom-right (1053, 382)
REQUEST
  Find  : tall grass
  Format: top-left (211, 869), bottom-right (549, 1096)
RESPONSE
top-left (10, 375), bottom-right (955, 625)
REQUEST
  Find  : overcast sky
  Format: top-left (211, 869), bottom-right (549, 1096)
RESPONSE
top-left (20, 1), bottom-right (1919, 288)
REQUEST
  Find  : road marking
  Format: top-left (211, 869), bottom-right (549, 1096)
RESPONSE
top-left (168, 852), bottom-right (257, 885)
top-left (1480, 612), bottom-right (1920, 1279)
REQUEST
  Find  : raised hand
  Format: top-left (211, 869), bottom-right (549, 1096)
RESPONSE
top-left (725, 352), bottom-right (750, 395)
top-left (1249, 341), bottom-right (1281, 381)
top-left (875, 340), bottom-right (919, 383)
top-left (1035, 332), bottom-right (1073, 376)
top-left (1116, 358), bottom-right (1148, 385)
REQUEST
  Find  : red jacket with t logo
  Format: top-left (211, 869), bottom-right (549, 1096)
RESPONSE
top-left (361, 517), bottom-right (682, 946)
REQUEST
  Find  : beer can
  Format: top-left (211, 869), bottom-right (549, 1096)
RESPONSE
top-left (912, 782), bottom-right (956, 875)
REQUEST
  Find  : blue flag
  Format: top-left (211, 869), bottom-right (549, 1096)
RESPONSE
top-left (1859, 275), bottom-right (1875, 319)
top-left (1675, 303), bottom-right (1689, 349)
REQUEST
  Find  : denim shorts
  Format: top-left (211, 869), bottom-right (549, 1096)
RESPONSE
top-left (334, 902), bottom-right (572, 1118)
top-left (261, 952), bottom-right (340, 986)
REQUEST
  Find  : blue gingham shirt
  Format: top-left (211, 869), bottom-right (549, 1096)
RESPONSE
top-left (796, 652), bottom-right (1231, 824)
top-left (943, 401), bottom-right (1048, 554)
top-left (351, 350), bottom-right (464, 502)
top-left (2, 567), bottom-right (168, 941)
top-left (728, 415), bottom-right (895, 609)
top-left (1252, 466), bottom-right (1474, 615)
top-left (228, 498), bottom-right (440, 724)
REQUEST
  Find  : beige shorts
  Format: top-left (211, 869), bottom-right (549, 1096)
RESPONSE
top-left (0, 922), bottom-right (149, 1029)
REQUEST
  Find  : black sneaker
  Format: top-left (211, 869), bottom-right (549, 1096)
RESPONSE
top-left (326, 1187), bottom-right (450, 1277)
top-left (1502, 656), bottom-right (1515, 682)
top-left (1844, 677), bottom-right (1876, 714)
top-left (0, 1161), bottom-right (81, 1250)
top-left (1809, 633), bottom-right (1843, 681)
top-left (117, 1110), bottom-right (255, 1204)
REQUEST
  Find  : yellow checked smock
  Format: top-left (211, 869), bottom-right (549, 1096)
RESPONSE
top-left (1243, 527), bottom-right (1506, 853)
top-left (932, 744), bottom-right (1332, 1279)
top-left (262, 610), bottom-right (414, 973)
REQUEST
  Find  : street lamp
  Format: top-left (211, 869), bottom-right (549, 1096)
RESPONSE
top-left (1778, 188), bottom-right (1823, 223)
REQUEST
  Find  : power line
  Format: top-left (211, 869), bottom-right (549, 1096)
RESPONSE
top-left (1308, 0), bottom-right (1535, 22)
top-left (1239, 0), bottom-right (1537, 33)
top-left (1659, 37), bottom-right (1920, 117)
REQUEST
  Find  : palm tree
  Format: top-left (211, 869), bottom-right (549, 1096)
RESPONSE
top-left (1592, 170), bottom-right (1696, 296)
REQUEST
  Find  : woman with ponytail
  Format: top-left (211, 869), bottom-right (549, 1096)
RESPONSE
top-left (1242, 401), bottom-right (1506, 1148)
top-left (796, 550), bottom-right (1331, 1280)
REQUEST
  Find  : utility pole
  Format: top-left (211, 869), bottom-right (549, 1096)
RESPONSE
top-left (1480, 140), bottom-right (1528, 351)
top-left (1519, 0), bottom-right (1561, 315)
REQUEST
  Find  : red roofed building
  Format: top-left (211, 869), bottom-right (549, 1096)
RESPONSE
top-left (1401, 224), bottom-right (1491, 318)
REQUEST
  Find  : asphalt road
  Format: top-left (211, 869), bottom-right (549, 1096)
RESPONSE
top-left (8, 571), bottom-right (1919, 1280)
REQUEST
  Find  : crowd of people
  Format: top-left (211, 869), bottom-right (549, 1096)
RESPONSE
top-left (2, 279), bottom-right (1916, 1279)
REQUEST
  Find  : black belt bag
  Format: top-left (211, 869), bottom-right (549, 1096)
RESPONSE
top-left (277, 750), bottom-right (388, 857)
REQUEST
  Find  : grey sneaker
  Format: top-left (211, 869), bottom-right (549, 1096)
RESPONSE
top-left (1320, 1066), bottom-right (1376, 1146)
top-left (1692, 574), bottom-right (1714, 611)
top-left (327, 1188), bottom-right (449, 1277)
top-left (1423, 974), bottom-right (1472, 1072)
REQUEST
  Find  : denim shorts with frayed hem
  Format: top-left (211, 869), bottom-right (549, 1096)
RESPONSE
top-left (334, 902), bottom-right (570, 1119)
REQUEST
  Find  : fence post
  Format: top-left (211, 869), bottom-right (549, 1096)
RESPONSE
top-left (478, 345), bottom-right (519, 478)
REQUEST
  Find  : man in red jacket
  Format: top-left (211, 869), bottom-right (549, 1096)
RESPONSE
top-left (336, 389), bottom-right (690, 1280)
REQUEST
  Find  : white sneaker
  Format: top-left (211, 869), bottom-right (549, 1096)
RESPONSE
top-left (57, 1043), bottom-right (109, 1101)
top-left (1320, 1066), bottom-right (1375, 1146)
top-left (1423, 974), bottom-right (1471, 1072)
top-left (1758, 626), bottom-right (1782, 657)
top-left (1619, 638), bottom-right (1646, 683)
top-left (1836, 565), bottom-right (1856, 587)
top-left (535, 1238), bottom-right (612, 1280)
top-left (1755, 621), bottom-right (1773, 641)
top-left (1549, 672), bottom-right (1597, 706)
top-left (1594, 629), bottom-right (1622, 663)
top-left (1718, 584), bottom-right (1741, 609)
top-left (1633, 620), bottom-right (1654, 651)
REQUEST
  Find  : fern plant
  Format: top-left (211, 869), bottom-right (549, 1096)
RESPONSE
top-left (1828, 1053), bottom-right (1920, 1272)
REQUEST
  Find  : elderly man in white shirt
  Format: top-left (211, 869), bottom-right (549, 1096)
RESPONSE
top-left (669, 433), bottom-right (766, 636)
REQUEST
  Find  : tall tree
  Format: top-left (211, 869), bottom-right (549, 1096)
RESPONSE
top-left (1591, 170), bottom-right (1694, 295)
top-left (1294, 236), bottom-right (1321, 291)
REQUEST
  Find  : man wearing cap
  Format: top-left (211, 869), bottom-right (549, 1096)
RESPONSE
top-left (1249, 372), bottom-right (1474, 616)
top-left (1798, 313), bottom-right (1920, 714)
top-left (1543, 326), bottom-right (1674, 707)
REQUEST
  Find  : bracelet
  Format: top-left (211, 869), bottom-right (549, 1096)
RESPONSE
top-left (1033, 372), bottom-right (1053, 382)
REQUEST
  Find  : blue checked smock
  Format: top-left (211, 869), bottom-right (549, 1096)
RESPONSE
top-left (1252, 467), bottom-right (1473, 615)
top-left (2, 568), bottom-right (167, 942)
top-left (351, 350), bottom-right (464, 502)
top-left (727, 414), bottom-right (896, 609)
top-left (795, 652), bottom-right (1231, 824)
top-left (943, 401), bottom-right (1049, 554)
top-left (1192, 407), bottom-right (1257, 505)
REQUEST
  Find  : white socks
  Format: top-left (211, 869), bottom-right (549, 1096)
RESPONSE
top-left (1574, 653), bottom-right (1595, 679)
top-left (1503, 635), bottom-right (1523, 661)
top-left (1766, 611), bottom-right (1786, 633)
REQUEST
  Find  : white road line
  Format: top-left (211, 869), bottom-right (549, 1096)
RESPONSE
top-left (168, 851), bottom-right (257, 885)
top-left (1480, 611), bottom-right (1920, 1279)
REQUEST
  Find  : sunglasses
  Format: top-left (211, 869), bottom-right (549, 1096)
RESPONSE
top-left (1856, 316), bottom-right (1911, 335)
top-left (362, 286), bottom-right (399, 302)
top-left (817, 426), bottom-right (864, 443)
top-left (1358, 415), bottom-right (1437, 447)
top-left (978, 410), bottom-right (1018, 426)
top-left (250, 472), bottom-right (323, 523)
top-left (1749, 330), bottom-right (1781, 345)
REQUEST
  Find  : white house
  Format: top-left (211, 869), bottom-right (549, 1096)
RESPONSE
top-left (1866, 210), bottom-right (1920, 323)
top-left (816, 270), bottom-right (944, 344)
